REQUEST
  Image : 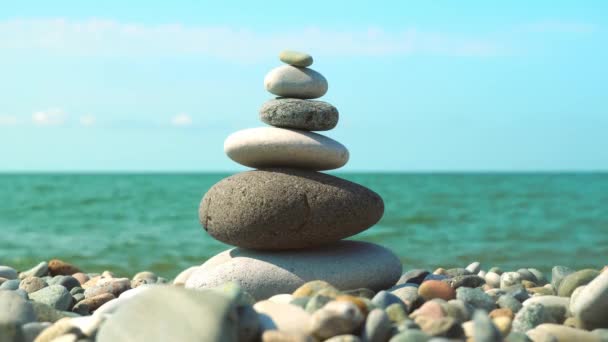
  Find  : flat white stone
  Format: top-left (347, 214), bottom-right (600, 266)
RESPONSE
top-left (224, 127), bottom-right (349, 171)
top-left (185, 241), bottom-right (402, 300)
top-left (571, 271), bottom-right (608, 329)
top-left (264, 65), bottom-right (328, 99)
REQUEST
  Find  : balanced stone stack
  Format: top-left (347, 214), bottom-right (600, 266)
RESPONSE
top-left (185, 50), bottom-right (401, 299)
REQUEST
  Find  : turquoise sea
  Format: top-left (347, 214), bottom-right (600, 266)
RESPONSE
top-left (1, 173), bottom-right (607, 278)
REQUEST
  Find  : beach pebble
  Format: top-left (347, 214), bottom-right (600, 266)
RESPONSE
top-left (225, 127), bottom-right (348, 171)
top-left (418, 280), bottom-right (456, 301)
top-left (71, 273), bottom-right (89, 286)
top-left (336, 295), bottom-right (370, 314)
top-left (397, 270), bottom-right (430, 286)
top-left (386, 303), bottom-right (409, 323)
top-left (466, 262), bottom-right (481, 274)
top-left (493, 316), bottom-right (513, 336)
top-left (389, 330), bottom-right (431, 342)
top-left (48, 260), bottom-right (81, 276)
top-left (362, 308), bottom-right (392, 342)
top-left (97, 286), bottom-right (240, 341)
top-left (279, 49), bottom-right (313, 67)
top-left (21, 321), bottom-right (52, 342)
top-left (324, 335), bottom-right (361, 342)
top-left (305, 294), bottom-right (332, 313)
top-left (456, 287), bottom-right (495, 312)
top-left (528, 268), bottom-right (548, 286)
top-left (0, 278), bottom-right (20, 290)
top-left (309, 301), bottom-right (364, 339)
top-left (173, 266), bottom-right (198, 286)
top-left (485, 272), bottom-right (501, 288)
top-left (490, 308), bottom-right (515, 319)
top-left (410, 301), bottom-right (447, 320)
top-left (268, 293), bottom-right (294, 305)
top-left (29, 285), bottom-right (72, 311)
top-left (501, 272), bottom-right (523, 289)
top-left (260, 98), bottom-right (338, 131)
top-left (446, 275), bottom-right (485, 289)
top-left (472, 310), bottom-right (503, 342)
top-left (0, 290), bottom-right (36, 326)
top-left (558, 269), bottom-right (600, 297)
top-left (523, 296), bottom-right (570, 322)
top-left (19, 262), bottom-right (49, 279)
top-left (261, 330), bottom-right (315, 342)
top-left (186, 241), bottom-right (400, 300)
top-left (527, 323), bottom-right (601, 342)
top-left (200, 169), bottom-right (384, 250)
top-left (570, 270), bottom-right (608, 329)
top-left (264, 65), bottom-right (328, 99)
top-left (446, 299), bottom-right (474, 323)
top-left (20, 276), bottom-right (48, 293)
top-left (372, 290), bottom-right (405, 309)
top-left (391, 285), bottom-right (422, 309)
top-left (255, 300), bottom-right (311, 335)
top-left (414, 316), bottom-right (464, 338)
top-left (293, 280), bottom-right (339, 298)
top-left (48, 276), bottom-right (80, 291)
top-left (33, 317), bottom-right (83, 342)
top-left (0, 265), bottom-right (18, 280)
top-left (72, 293), bottom-right (115, 315)
top-left (512, 303), bottom-right (552, 333)
top-left (552, 266), bottom-right (575, 290)
top-left (84, 278), bottom-right (130, 299)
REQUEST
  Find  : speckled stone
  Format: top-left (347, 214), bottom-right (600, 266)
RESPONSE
top-left (456, 287), bottom-right (495, 312)
top-left (264, 65), bottom-right (328, 99)
top-left (20, 276), bottom-right (48, 293)
top-left (309, 301), bottom-right (364, 339)
top-left (279, 50), bottom-right (314, 67)
top-left (200, 169), bottom-right (384, 250)
top-left (511, 303), bottom-right (552, 333)
top-left (186, 241), bottom-right (401, 300)
top-left (260, 98), bottom-right (338, 131)
top-left (558, 269), bottom-right (600, 297)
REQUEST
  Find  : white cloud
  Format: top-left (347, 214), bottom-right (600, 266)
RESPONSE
top-left (32, 109), bottom-right (67, 126)
top-left (171, 113), bottom-right (192, 126)
top-left (79, 114), bottom-right (96, 126)
top-left (0, 115), bottom-right (19, 126)
top-left (0, 18), bottom-right (506, 58)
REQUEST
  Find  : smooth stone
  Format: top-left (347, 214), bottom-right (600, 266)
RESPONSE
top-left (473, 310), bottom-right (503, 342)
top-left (0, 279), bottom-right (20, 290)
top-left (445, 268), bottom-right (471, 277)
top-left (31, 302), bottom-right (76, 323)
top-left (410, 301), bottom-right (447, 320)
top-left (501, 272), bottom-right (523, 289)
top-left (324, 335), bottom-right (361, 342)
top-left (571, 270), bottom-right (608, 329)
top-left (391, 285), bottom-right (422, 310)
top-left (305, 294), bottom-right (332, 313)
top-left (279, 50), bottom-right (313, 67)
top-left (386, 303), bottom-right (408, 323)
top-left (342, 288), bottom-right (375, 299)
top-left (186, 241), bottom-right (401, 300)
top-left (389, 330), bottom-right (431, 342)
top-left (372, 291), bottom-right (405, 310)
top-left (48, 276), bottom-right (80, 291)
top-left (505, 285), bottom-right (531, 302)
top-left (309, 301), bottom-right (363, 339)
top-left (21, 322), bottom-right (52, 342)
top-left (72, 293), bottom-right (116, 315)
top-left (20, 277), bottom-right (48, 293)
top-left (517, 269), bottom-right (538, 283)
top-left (225, 127), bottom-right (348, 171)
top-left (523, 296), bottom-right (570, 322)
top-left (260, 98), bottom-right (338, 131)
top-left (132, 271), bottom-right (157, 283)
top-left (527, 323), bottom-right (602, 342)
top-left (445, 275), bottom-right (485, 289)
top-left (261, 330), bottom-right (314, 342)
top-left (29, 285), bottom-right (72, 311)
top-left (200, 169), bottom-right (382, 250)
top-left (505, 331), bottom-right (533, 342)
top-left (552, 266), bottom-right (575, 290)
top-left (84, 278), bottom-right (130, 299)
top-left (32, 317), bottom-right (82, 342)
top-left (293, 280), bottom-right (339, 298)
top-left (97, 286), bottom-right (239, 342)
top-left (485, 272), bottom-right (501, 288)
top-left (490, 308), bottom-right (515, 319)
top-left (528, 269), bottom-right (548, 286)
top-left (264, 65), bottom-right (328, 99)
top-left (0, 290), bottom-right (36, 325)
top-left (493, 316), bottom-right (513, 336)
top-left (255, 300), bottom-right (311, 335)
top-left (419, 280), bottom-right (456, 301)
top-left (0, 266), bottom-right (18, 280)
top-left (414, 316), bottom-right (464, 338)
top-left (558, 269), bottom-right (600, 297)
top-left (362, 308), bottom-right (392, 342)
top-left (71, 273), bottom-right (89, 286)
top-left (48, 260), bottom-right (81, 276)
top-left (456, 287), bottom-right (495, 312)
top-left (173, 266), bottom-right (198, 286)
top-left (446, 299), bottom-right (474, 323)
top-left (466, 262), bottom-right (481, 274)
top-left (424, 274), bottom-right (448, 282)
top-left (20, 262), bottom-right (49, 279)
top-left (512, 303), bottom-right (552, 333)
top-left (397, 270), bottom-right (430, 286)
top-left (268, 294), bottom-right (294, 305)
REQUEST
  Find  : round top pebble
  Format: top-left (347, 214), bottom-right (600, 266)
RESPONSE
top-left (279, 49), bottom-right (313, 67)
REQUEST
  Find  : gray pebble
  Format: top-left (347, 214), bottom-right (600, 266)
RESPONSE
top-left (362, 308), bottom-right (392, 342)
top-left (455, 287), bottom-right (495, 312)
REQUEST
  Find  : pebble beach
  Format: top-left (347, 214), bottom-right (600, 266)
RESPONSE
top-left (1, 49), bottom-right (607, 342)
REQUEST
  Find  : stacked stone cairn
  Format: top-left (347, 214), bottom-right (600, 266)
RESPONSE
top-left (184, 50), bottom-right (402, 299)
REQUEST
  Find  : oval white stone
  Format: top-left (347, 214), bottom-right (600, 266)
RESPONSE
top-left (264, 65), bottom-right (328, 99)
top-left (224, 127), bottom-right (349, 171)
top-left (185, 240), bottom-right (402, 300)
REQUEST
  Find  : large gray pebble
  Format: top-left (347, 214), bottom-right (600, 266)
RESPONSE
top-left (512, 303), bottom-right (552, 333)
top-left (551, 266), bottom-right (574, 289)
top-left (260, 98), bottom-right (338, 131)
top-left (29, 285), bottom-right (72, 311)
top-left (0, 266), bottom-right (18, 280)
top-left (362, 308), bottom-right (392, 342)
top-left (571, 270), bottom-right (608, 329)
top-left (456, 287), bottom-right (495, 312)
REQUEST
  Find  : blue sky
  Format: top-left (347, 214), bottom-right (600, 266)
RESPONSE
top-left (0, 0), bottom-right (606, 172)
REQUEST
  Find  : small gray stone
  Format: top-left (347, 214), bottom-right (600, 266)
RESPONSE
top-left (264, 65), bottom-right (328, 99)
top-left (445, 275), bottom-right (485, 289)
top-left (49, 276), bottom-right (81, 291)
top-left (0, 278), bottom-right (20, 290)
top-left (498, 295), bottom-right (524, 314)
top-left (551, 266), bottom-right (574, 289)
top-left (0, 266), bottom-right (18, 280)
top-left (372, 291), bottom-right (405, 309)
top-left (391, 285), bottom-right (422, 310)
top-left (29, 285), bottom-right (73, 311)
top-left (19, 262), bottom-right (49, 279)
top-left (0, 290), bottom-right (36, 325)
top-left (528, 268), bottom-right (548, 286)
top-left (279, 50), bottom-right (313, 67)
top-left (456, 287), bottom-right (495, 312)
top-left (362, 308), bottom-right (392, 342)
top-left (260, 98), bottom-right (338, 131)
top-left (446, 299), bottom-right (474, 323)
top-left (512, 303), bottom-right (552, 333)
top-left (445, 268), bottom-right (471, 277)
top-left (20, 277), bottom-right (48, 294)
top-left (396, 270), bottom-right (430, 286)
top-left (389, 330), bottom-right (431, 342)
top-left (501, 272), bottom-right (523, 289)
top-left (517, 269), bottom-right (538, 283)
top-left (21, 321), bottom-right (52, 342)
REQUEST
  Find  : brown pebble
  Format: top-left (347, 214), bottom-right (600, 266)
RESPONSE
top-left (82, 276), bottom-right (102, 289)
top-left (418, 280), bottom-right (456, 301)
top-left (73, 293), bottom-right (115, 314)
top-left (489, 308), bottom-right (514, 320)
top-left (48, 259), bottom-right (81, 276)
top-left (335, 295), bottom-right (368, 315)
top-left (410, 300), bottom-right (446, 320)
top-left (19, 277), bottom-right (48, 293)
top-left (292, 280), bottom-right (338, 298)
top-left (433, 268), bottom-right (447, 275)
top-left (521, 280), bottom-right (537, 288)
top-left (71, 272), bottom-right (90, 285)
top-left (492, 316), bottom-right (512, 336)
